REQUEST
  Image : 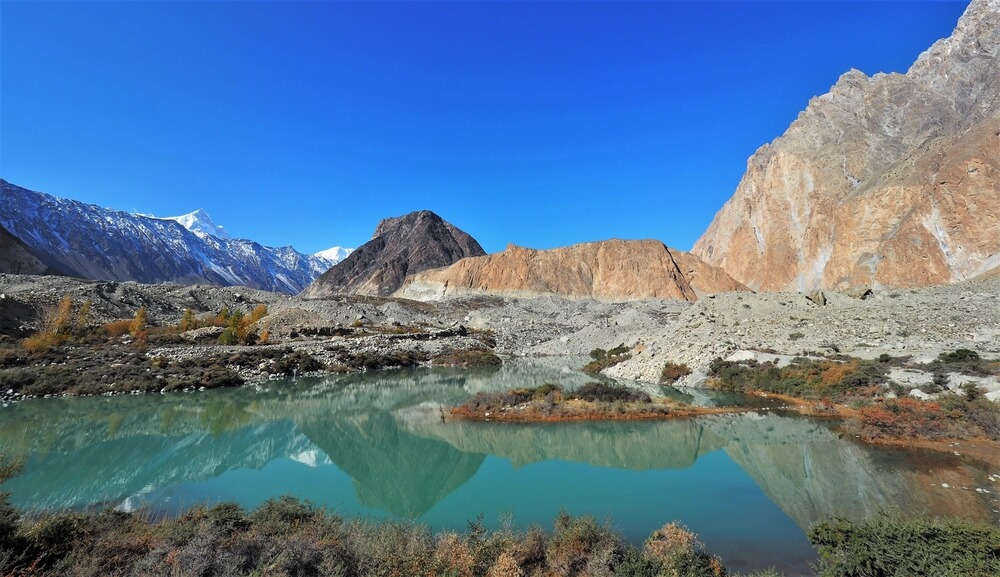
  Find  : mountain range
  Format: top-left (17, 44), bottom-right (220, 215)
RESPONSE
top-left (2, 1), bottom-right (996, 300)
top-left (0, 179), bottom-right (349, 294)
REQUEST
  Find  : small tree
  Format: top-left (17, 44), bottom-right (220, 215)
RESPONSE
top-left (129, 307), bottom-right (148, 337)
top-left (178, 308), bottom-right (196, 332)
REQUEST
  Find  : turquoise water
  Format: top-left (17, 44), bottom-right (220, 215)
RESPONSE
top-left (1, 361), bottom-right (996, 575)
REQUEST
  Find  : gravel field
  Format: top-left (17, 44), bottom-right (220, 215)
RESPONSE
top-left (2, 273), bottom-right (998, 400)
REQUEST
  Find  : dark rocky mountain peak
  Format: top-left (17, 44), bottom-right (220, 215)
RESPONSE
top-left (302, 210), bottom-right (485, 298)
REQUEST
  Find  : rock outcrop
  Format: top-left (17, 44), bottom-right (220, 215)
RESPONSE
top-left (693, 0), bottom-right (1000, 291)
top-left (301, 210), bottom-right (485, 298)
top-left (396, 239), bottom-right (747, 302)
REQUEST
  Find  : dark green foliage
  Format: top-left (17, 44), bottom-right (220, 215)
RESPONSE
top-left (463, 383), bottom-right (564, 413)
top-left (430, 349), bottom-right (503, 367)
top-left (615, 546), bottom-right (664, 577)
top-left (607, 344), bottom-right (630, 357)
top-left (570, 382), bottom-right (651, 403)
top-left (218, 327), bottom-right (237, 345)
top-left (809, 514), bottom-right (1000, 577)
top-left (927, 349), bottom-right (997, 377)
top-left (584, 344), bottom-right (632, 373)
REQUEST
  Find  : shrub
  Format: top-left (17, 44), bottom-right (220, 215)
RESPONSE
top-left (218, 328), bottom-right (237, 345)
top-left (660, 362), bottom-right (692, 384)
top-left (809, 514), bottom-right (1000, 577)
top-left (103, 319), bottom-right (133, 338)
top-left (644, 522), bottom-right (726, 577)
top-left (251, 496), bottom-right (319, 536)
top-left (570, 382), bottom-right (651, 404)
top-left (546, 512), bottom-right (623, 577)
top-left (584, 345), bottom-right (632, 373)
top-left (851, 398), bottom-right (956, 441)
top-left (431, 349), bottom-right (503, 368)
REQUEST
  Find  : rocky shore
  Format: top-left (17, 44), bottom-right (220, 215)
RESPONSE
top-left (1, 272), bottom-right (999, 406)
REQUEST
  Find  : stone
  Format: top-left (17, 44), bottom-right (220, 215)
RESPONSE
top-left (395, 239), bottom-right (747, 302)
top-left (693, 0), bottom-right (1000, 291)
top-left (805, 290), bottom-right (827, 306)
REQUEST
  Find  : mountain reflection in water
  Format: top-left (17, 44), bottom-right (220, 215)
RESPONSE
top-left (1, 360), bottom-right (996, 574)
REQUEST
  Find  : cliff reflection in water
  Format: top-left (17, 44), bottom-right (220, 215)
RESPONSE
top-left (0, 360), bottom-right (995, 531)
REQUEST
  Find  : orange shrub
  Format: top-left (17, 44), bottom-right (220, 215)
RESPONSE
top-left (104, 320), bottom-right (133, 337)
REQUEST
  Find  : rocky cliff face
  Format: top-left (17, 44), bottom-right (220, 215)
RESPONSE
top-left (301, 210), bottom-right (485, 298)
top-left (693, 0), bottom-right (1000, 291)
top-left (396, 239), bottom-right (746, 302)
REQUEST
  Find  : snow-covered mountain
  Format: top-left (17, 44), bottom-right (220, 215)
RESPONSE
top-left (0, 179), bottom-right (348, 294)
top-left (161, 209), bottom-right (231, 240)
top-left (314, 246), bottom-right (353, 263)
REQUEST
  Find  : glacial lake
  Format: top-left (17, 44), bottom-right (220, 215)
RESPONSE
top-left (1, 360), bottom-right (997, 576)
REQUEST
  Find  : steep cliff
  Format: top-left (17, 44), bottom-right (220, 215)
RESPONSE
top-left (397, 239), bottom-right (746, 302)
top-left (693, 0), bottom-right (1000, 290)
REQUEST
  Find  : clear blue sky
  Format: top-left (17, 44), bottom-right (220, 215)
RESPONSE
top-left (0, 1), bottom-right (968, 255)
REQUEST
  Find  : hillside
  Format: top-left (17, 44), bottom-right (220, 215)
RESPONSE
top-left (397, 239), bottom-right (747, 302)
top-left (0, 179), bottom-right (342, 294)
top-left (693, 0), bottom-right (1000, 291)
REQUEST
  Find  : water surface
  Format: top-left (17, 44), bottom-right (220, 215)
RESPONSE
top-left (1, 360), bottom-right (996, 575)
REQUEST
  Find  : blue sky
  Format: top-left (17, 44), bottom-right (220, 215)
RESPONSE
top-left (0, 1), bottom-right (968, 255)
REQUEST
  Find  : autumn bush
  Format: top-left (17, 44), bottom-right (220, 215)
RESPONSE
top-left (660, 362), bottom-right (692, 384)
top-left (707, 357), bottom-right (889, 400)
top-left (850, 397), bottom-right (957, 441)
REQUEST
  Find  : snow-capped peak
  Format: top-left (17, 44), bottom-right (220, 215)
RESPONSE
top-left (165, 209), bottom-right (230, 239)
top-left (314, 246), bottom-right (353, 264)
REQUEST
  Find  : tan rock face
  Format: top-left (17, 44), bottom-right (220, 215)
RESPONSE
top-left (396, 239), bottom-right (746, 302)
top-left (693, 0), bottom-right (1000, 291)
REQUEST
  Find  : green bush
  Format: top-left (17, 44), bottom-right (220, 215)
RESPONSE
top-left (218, 327), bottom-right (237, 345)
top-left (809, 514), bottom-right (1000, 577)
top-left (570, 382), bottom-right (651, 404)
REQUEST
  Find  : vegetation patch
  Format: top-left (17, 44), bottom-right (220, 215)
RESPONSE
top-left (708, 352), bottom-right (1000, 444)
top-left (924, 348), bottom-right (999, 377)
top-left (707, 357), bottom-right (890, 401)
top-left (809, 514), bottom-right (1000, 577)
top-left (430, 348), bottom-right (502, 368)
top-left (583, 344), bottom-right (631, 373)
top-left (660, 362), bottom-right (692, 384)
top-left (449, 382), bottom-right (714, 422)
